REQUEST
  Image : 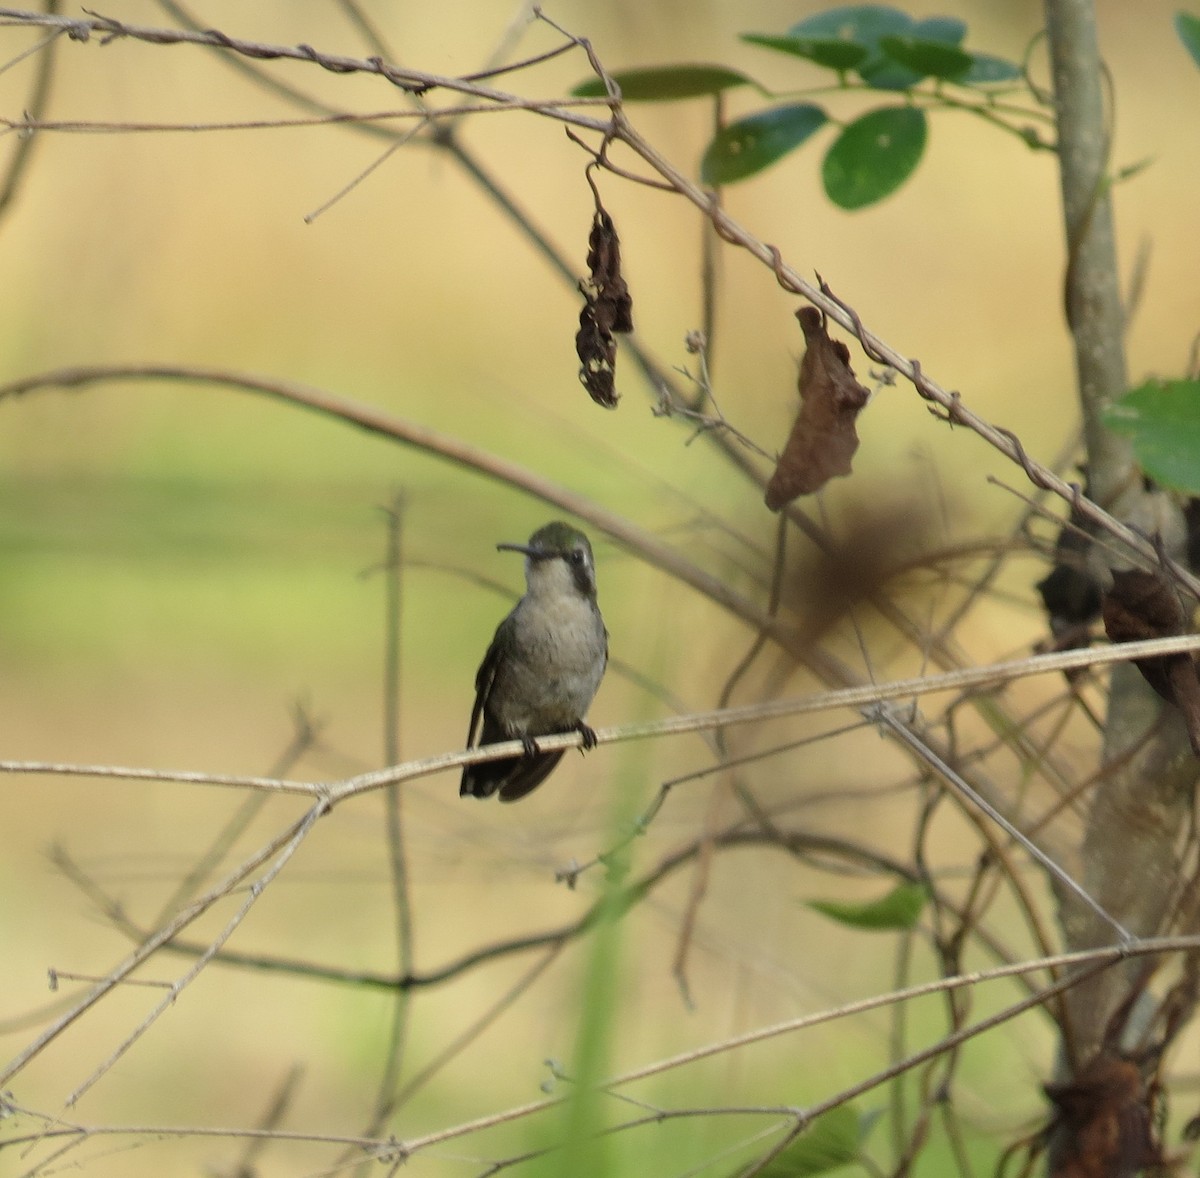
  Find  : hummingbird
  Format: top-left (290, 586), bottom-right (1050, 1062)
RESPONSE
top-left (460, 521), bottom-right (608, 802)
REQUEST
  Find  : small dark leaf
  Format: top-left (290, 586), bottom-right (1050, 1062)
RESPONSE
top-left (701, 103), bottom-right (828, 185)
top-left (1102, 568), bottom-right (1200, 756)
top-left (1114, 156), bottom-right (1155, 184)
top-left (878, 35), bottom-right (973, 80)
top-left (740, 32), bottom-right (868, 71)
top-left (807, 881), bottom-right (927, 930)
top-left (765, 307), bottom-right (871, 509)
top-left (1176, 11), bottom-right (1200, 69)
top-left (1103, 378), bottom-right (1200, 494)
top-left (1038, 565), bottom-right (1102, 634)
top-left (571, 64), bottom-right (757, 102)
top-left (1037, 491), bottom-right (1102, 657)
top-left (754, 1105), bottom-right (863, 1177)
top-left (958, 51), bottom-right (1023, 84)
top-left (822, 106), bottom-right (927, 209)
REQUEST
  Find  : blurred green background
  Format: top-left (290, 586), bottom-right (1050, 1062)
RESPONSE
top-left (1, 1), bottom-right (1197, 1174)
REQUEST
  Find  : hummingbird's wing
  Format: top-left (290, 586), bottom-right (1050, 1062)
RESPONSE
top-left (465, 624), bottom-right (505, 751)
top-left (460, 615), bottom-right (516, 798)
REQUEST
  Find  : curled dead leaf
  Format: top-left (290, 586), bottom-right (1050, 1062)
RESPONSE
top-left (1101, 567), bottom-right (1200, 755)
top-left (575, 206), bottom-right (632, 409)
top-left (765, 306), bottom-right (871, 510)
top-left (575, 301), bottom-right (618, 409)
top-left (585, 207), bottom-right (632, 334)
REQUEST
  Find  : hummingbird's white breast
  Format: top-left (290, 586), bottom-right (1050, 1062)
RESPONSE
top-left (488, 572), bottom-right (606, 737)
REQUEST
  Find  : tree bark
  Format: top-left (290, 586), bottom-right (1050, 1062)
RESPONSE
top-left (1042, 0), bottom-right (1198, 1165)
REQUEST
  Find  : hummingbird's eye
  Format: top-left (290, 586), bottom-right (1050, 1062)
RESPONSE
top-left (568, 550), bottom-right (584, 565)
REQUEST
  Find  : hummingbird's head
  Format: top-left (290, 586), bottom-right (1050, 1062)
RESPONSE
top-left (498, 521), bottom-right (598, 600)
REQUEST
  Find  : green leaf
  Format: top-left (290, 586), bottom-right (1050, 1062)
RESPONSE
top-left (571, 64), bottom-right (757, 102)
top-left (878, 34), bottom-right (973, 81)
top-left (910, 15), bottom-right (967, 45)
top-left (958, 52), bottom-right (1023, 84)
top-left (807, 881), bottom-right (927, 930)
top-left (789, 5), bottom-right (912, 44)
top-left (788, 5), bottom-right (912, 88)
top-left (822, 106), bottom-right (927, 209)
top-left (857, 14), bottom-right (962, 88)
top-left (1176, 11), bottom-right (1200, 69)
top-left (1114, 156), bottom-right (1155, 183)
top-left (755, 7), bottom-right (975, 90)
top-left (702, 103), bottom-right (828, 184)
top-left (741, 32), bottom-right (868, 71)
top-left (755, 1106), bottom-right (863, 1177)
top-left (1104, 379), bottom-right (1200, 493)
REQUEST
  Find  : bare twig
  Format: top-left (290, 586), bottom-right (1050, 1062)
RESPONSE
top-left (0, 0), bottom-right (60, 221)
top-left (7, 633), bottom-right (1200, 802)
top-left (871, 705), bottom-right (1130, 943)
top-left (0, 801), bottom-right (327, 1088)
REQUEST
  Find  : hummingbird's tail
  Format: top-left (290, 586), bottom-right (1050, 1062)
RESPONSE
top-left (459, 749), bottom-right (565, 802)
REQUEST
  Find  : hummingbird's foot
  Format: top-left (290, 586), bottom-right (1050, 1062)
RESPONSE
top-left (575, 721), bottom-right (598, 752)
top-left (521, 735), bottom-right (540, 757)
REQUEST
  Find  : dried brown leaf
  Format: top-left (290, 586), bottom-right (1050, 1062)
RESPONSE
top-left (764, 306), bottom-right (871, 510)
top-left (575, 206), bottom-right (632, 409)
top-left (1102, 567), bottom-right (1200, 755)
top-left (585, 208), bottom-right (633, 334)
top-left (1046, 1055), bottom-right (1160, 1178)
top-left (575, 300), bottom-right (618, 409)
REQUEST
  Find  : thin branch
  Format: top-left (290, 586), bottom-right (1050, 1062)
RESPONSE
top-left (0, 0), bottom-right (60, 221)
top-left (1, 2), bottom-right (1181, 601)
top-left (4, 2), bottom-right (1186, 604)
top-left (0, 6), bottom-right (600, 114)
top-left (59, 823), bottom-right (1016, 1007)
top-left (873, 705), bottom-right (1130, 944)
top-left (151, 701), bottom-right (322, 929)
top-left (0, 801), bottom-right (328, 1087)
top-left (379, 937), bottom-right (1200, 1165)
top-left (365, 491), bottom-right (416, 1142)
top-left (6, 633), bottom-right (1200, 803)
top-left (575, 100), bottom-right (1200, 599)
top-left (221, 1063), bottom-right (305, 1178)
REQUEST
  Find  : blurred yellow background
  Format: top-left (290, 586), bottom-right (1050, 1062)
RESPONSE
top-left (1, 1), bottom-right (1197, 1174)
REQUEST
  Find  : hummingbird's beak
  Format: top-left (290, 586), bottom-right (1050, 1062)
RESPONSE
top-left (496, 542), bottom-right (542, 557)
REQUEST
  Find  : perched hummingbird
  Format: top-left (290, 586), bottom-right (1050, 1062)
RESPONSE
top-left (460, 521), bottom-right (608, 802)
